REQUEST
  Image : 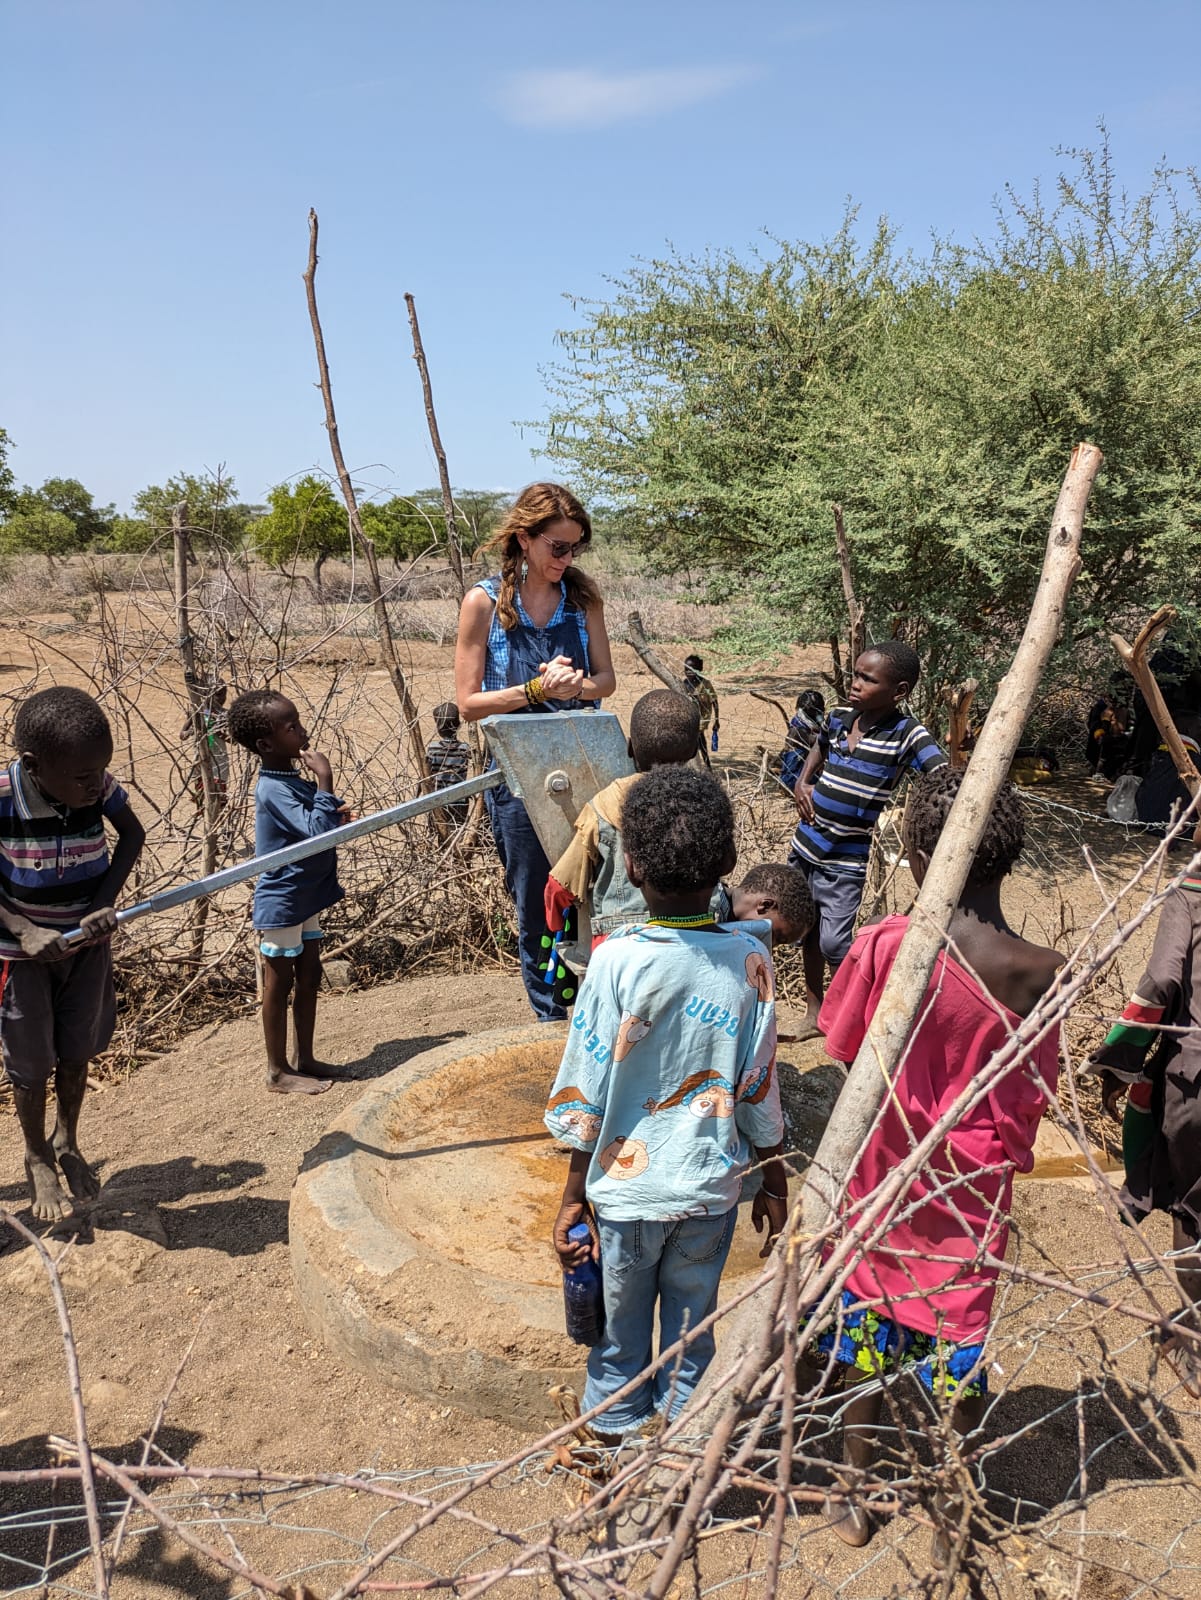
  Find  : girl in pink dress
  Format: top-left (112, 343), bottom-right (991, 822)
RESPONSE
top-left (810, 767), bottom-right (1063, 1548)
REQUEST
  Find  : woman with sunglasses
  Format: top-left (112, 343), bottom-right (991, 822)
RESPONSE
top-left (455, 482), bottom-right (616, 1020)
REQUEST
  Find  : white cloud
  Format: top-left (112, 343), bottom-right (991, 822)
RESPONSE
top-left (498, 65), bottom-right (758, 130)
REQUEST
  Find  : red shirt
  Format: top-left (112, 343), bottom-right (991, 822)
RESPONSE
top-left (820, 916), bottom-right (1059, 1342)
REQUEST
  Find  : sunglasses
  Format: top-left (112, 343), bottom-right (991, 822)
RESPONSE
top-left (537, 532), bottom-right (590, 560)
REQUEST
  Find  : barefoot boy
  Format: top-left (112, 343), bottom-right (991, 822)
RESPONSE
top-left (0, 687), bottom-right (145, 1220)
top-left (788, 642), bottom-right (945, 1031)
top-left (228, 690), bottom-right (347, 1095)
top-left (547, 766), bottom-right (788, 1436)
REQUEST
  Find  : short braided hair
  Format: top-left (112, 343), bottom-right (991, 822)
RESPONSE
top-left (228, 689), bottom-right (289, 753)
top-left (903, 766), bottom-right (1025, 888)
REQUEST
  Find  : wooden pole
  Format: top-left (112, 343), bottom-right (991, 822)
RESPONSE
top-left (605, 442), bottom-right (1104, 1576)
top-left (173, 502), bottom-right (218, 959)
top-left (303, 210), bottom-right (428, 778)
top-left (1111, 604), bottom-right (1201, 796)
top-left (802, 442), bottom-right (1101, 1231)
top-left (942, 677), bottom-right (979, 768)
top-left (626, 612), bottom-right (687, 693)
top-left (404, 292), bottom-right (465, 595)
top-left (403, 290), bottom-right (484, 848)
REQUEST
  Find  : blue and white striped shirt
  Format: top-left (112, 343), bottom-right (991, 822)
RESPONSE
top-left (789, 709), bottom-right (946, 875)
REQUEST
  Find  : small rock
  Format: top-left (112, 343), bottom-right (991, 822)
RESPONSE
top-left (323, 959), bottom-right (354, 991)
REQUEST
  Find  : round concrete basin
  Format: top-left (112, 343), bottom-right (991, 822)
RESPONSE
top-left (290, 1023), bottom-right (840, 1428)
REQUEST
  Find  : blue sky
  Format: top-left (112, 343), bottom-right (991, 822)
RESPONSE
top-left (4, 0), bottom-right (1198, 512)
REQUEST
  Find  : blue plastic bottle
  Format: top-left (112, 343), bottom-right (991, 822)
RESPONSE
top-left (562, 1222), bottom-right (605, 1346)
top-left (710, 727), bottom-right (719, 752)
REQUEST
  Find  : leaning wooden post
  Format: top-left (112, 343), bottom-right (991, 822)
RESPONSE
top-left (626, 612), bottom-right (687, 694)
top-left (604, 443), bottom-right (1103, 1585)
top-left (1112, 604), bottom-right (1201, 797)
top-left (803, 441), bottom-right (1102, 1233)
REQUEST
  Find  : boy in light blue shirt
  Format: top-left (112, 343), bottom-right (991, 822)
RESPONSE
top-left (228, 690), bottom-right (347, 1097)
top-left (546, 766), bottom-right (793, 1437)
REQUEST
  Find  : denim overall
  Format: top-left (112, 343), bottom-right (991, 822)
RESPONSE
top-left (478, 577), bottom-right (592, 1021)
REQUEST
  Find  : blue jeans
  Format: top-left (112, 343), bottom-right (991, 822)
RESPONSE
top-left (583, 1209), bottom-right (737, 1433)
top-left (485, 780), bottom-right (565, 1023)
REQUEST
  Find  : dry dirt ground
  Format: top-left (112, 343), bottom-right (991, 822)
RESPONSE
top-left (3, 967), bottom-right (1201, 1600)
top-left (1, 577), bottom-right (1198, 1595)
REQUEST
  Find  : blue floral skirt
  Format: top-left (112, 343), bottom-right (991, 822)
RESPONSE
top-left (800, 1289), bottom-right (988, 1400)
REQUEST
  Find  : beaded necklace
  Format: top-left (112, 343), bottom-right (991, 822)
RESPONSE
top-left (644, 913), bottom-right (718, 929)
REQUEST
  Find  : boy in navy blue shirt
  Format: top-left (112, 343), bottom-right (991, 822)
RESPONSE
top-left (788, 642), bottom-right (945, 1032)
top-left (228, 691), bottom-right (347, 1095)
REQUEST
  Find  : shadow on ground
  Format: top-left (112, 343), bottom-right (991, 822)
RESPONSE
top-left (0, 1426), bottom-right (211, 1597)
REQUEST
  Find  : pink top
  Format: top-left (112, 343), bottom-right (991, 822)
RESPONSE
top-left (819, 916), bottom-right (1059, 1343)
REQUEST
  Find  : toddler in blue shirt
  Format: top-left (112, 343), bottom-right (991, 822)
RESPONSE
top-left (546, 765), bottom-right (793, 1438)
top-left (228, 691), bottom-right (347, 1095)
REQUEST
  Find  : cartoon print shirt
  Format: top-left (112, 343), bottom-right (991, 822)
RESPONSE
top-left (543, 924), bottom-right (782, 1221)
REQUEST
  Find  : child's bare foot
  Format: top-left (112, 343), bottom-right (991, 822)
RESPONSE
top-left (25, 1152), bottom-right (72, 1222)
top-left (294, 1060), bottom-right (350, 1081)
top-left (267, 1068), bottom-right (333, 1095)
top-left (53, 1135), bottom-right (101, 1200)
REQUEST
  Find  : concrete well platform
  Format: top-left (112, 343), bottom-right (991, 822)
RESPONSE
top-left (290, 1023), bottom-right (841, 1428)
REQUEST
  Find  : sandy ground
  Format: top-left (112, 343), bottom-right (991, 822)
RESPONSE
top-left (2, 968), bottom-right (1200, 1599)
top-left (0, 579), bottom-right (1196, 1595)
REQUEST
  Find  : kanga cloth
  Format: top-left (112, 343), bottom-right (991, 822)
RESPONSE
top-left (800, 1288), bottom-right (988, 1399)
top-left (819, 915), bottom-right (1060, 1344)
top-left (1089, 876), bottom-right (1201, 1239)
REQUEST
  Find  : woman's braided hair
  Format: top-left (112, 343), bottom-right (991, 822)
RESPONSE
top-left (480, 482), bottom-right (600, 630)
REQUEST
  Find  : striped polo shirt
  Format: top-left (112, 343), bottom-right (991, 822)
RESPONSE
top-left (0, 760), bottom-right (129, 958)
top-left (789, 709), bottom-right (945, 876)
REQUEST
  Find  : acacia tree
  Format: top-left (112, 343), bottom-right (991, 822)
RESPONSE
top-left (253, 475), bottom-right (348, 594)
top-left (8, 477), bottom-right (114, 549)
top-left (0, 507), bottom-right (78, 568)
top-left (108, 471), bottom-right (252, 555)
top-left (537, 142), bottom-right (1201, 713)
top-left (361, 488), bottom-right (508, 567)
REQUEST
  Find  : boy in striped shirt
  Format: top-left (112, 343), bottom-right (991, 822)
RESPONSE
top-left (0, 688), bottom-right (145, 1221)
top-left (787, 642), bottom-right (945, 1033)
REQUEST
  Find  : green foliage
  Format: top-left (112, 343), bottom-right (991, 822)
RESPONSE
top-left (536, 139), bottom-right (1201, 710)
top-left (0, 507), bottom-right (78, 562)
top-left (252, 476), bottom-right (348, 575)
top-left (109, 472), bottom-right (251, 553)
top-left (0, 430), bottom-right (15, 518)
top-left (361, 488), bottom-right (509, 563)
top-left (10, 477), bottom-right (114, 548)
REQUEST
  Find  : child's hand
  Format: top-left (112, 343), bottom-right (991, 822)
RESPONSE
top-left (336, 804), bottom-right (354, 825)
top-left (1099, 1069), bottom-right (1129, 1122)
top-left (553, 1201), bottom-right (596, 1267)
top-left (19, 923), bottom-right (71, 962)
top-left (752, 1186), bottom-right (788, 1256)
top-left (794, 781), bottom-right (816, 822)
top-left (79, 906), bottom-right (119, 945)
top-left (300, 751), bottom-right (334, 788)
